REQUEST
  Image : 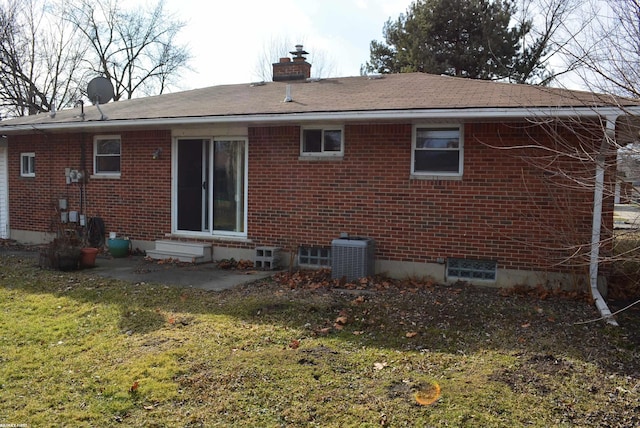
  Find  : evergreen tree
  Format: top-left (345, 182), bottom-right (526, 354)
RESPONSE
top-left (366, 0), bottom-right (543, 83)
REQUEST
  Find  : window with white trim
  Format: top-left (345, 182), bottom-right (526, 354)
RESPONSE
top-left (301, 127), bottom-right (343, 156)
top-left (20, 152), bottom-right (35, 177)
top-left (412, 126), bottom-right (463, 176)
top-left (94, 135), bottom-right (121, 175)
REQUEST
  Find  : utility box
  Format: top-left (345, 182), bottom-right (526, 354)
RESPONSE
top-left (331, 237), bottom-right (375, 281)
top-left (255, 247), bottom-right (280, 270)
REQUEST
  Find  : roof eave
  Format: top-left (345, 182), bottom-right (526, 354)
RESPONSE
top-left (1, 106), bottom-right (638, 134)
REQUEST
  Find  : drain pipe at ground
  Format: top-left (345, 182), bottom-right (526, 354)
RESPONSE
top-left (590, 116), bottom-right (618, 326)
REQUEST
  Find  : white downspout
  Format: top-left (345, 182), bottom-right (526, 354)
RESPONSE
top-left (590, 116), bottom-right (619, 326)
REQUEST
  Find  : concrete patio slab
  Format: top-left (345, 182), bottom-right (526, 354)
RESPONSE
top-left (89, 255), bottom-right (276, 291)
top-left (1, 249), bottom-right (276, 291)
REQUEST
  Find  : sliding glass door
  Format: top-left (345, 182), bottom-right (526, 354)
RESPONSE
top-left (176, 138), bottom-right (247, 236)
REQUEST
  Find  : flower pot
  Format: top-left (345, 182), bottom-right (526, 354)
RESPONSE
top-left (108, 238), bottom-right (131, 258)
top-left (80, 247), bottom-right (99, 267)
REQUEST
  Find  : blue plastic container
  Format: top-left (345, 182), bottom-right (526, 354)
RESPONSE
top-left (108, 238), bottom-right (130, 258)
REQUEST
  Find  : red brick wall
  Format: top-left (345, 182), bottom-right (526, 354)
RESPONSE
top-left (272, 58), bottom-right (311, 81)
top-left (8, 130), bottom-right (172, 242)
top-left (7, 121), bottom-right (609, 274)
top-left (248, 122), bottom-right (607, 273)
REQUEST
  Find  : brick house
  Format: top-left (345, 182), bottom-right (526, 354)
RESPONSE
top-left (1, 47), bottom-right (639, 302)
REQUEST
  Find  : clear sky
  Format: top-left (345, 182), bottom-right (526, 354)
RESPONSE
top-left (163, 0), bottom-right (410, 90)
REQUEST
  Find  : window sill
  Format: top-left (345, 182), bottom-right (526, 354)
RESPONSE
top-left (90, 174), bottom-right (121, 180)
top-left (212, 234), bottom-right (250, 242)
top-left (167, 232), bottom-right (251, 243)
top-left (298, 155), bottom-right (344, 161)
top-left (411, 174), bottom-right (462, 181)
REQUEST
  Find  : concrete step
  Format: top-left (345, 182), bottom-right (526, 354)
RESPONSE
top-left (146, 249), bottom-right (211, 264)
top-left (147, 240), bottom-right (213, 264)
top-left (154, 240), bottom-right (212, 255)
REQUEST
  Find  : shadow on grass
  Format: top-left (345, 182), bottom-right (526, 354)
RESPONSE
top-left (0, 251), bottom-right (637, 376)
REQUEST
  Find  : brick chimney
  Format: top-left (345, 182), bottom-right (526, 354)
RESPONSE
top-left (272, 45), bottom-right (311, 82)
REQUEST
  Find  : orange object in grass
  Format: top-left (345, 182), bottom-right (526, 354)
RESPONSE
top-left (415, 382), bottom-right (441, 406)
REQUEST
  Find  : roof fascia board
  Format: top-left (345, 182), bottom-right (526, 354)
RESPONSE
top-left (2, 106), bottom-right (638, 133)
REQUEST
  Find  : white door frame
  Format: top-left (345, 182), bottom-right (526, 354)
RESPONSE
top-left (0, 138), bottom-right (9, 239)
top-left (172, 136), bottom-right (248, 238)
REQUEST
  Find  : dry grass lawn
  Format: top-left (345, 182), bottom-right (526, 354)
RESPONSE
top-left (0, 252), bottom-right (638, 427)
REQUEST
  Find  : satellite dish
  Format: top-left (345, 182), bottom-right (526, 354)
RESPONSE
top-left (87, 77), bottom-right (114, 105)
top-left (86, 77), bottom-right (114, 120)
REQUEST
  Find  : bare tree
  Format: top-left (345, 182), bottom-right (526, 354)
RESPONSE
top-left (564, 0), bottom-right (640, 97)
top-left (471, 0), bottom-right (640, 321)
top-left (553, 0), bottom-right (640, 308)
top-left (66, 0), bottom-right (191, 101)
top-left (512, 0), bottom-right (585, 85)
top-left (0, 0), bottom-right (191, 117)
top-left (0, 0), bottom-right (86, 117)
top-left (472, 108), bottom-right (640, 325)
top-left (252, 36), bottom-right (337, 82)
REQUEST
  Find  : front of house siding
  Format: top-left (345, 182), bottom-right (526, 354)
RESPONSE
top-left (7, 121), bottom-right (610, 281)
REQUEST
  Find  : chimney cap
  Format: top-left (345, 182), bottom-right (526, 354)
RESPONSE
top-left (290, 44), bottom-right (309, 59)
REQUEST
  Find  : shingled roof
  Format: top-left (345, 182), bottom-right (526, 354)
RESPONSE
top-left (1, 72), bottom-right (638, 132)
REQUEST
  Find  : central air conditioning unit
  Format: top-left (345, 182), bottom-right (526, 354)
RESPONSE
top-left (331, 236), bottom-right (375, 282)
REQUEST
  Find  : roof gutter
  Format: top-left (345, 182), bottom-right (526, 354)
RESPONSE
top-left (1, 106), bottom-right (637, 133)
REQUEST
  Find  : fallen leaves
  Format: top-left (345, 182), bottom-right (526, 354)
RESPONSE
top-left (315, 327), bottom-right (331, 336)
top-left (275, 269), bottom-right (334, 290)
top-left (499, 284), bottom-right (592, 302)
top-left (217, 258), bottom-right (254, 270)
top-left (373, 362), bottom-right (388, 371)
top-left (333, 309), bottom-right (350, 330)
top-left (144, 257), bottom-right (192, 267)
top-left (334, 316), bottom-right (348, 328)
top-left (289, 339), bottom-right (300, 350)
top-left (165, 314), bottom-right (192, 327)
top-left (273, 269), bottom-right (434, 292)
top-left (351, 295), bottom-right (366, 305)
top-left (335, 315), bottom-right (348, 325)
